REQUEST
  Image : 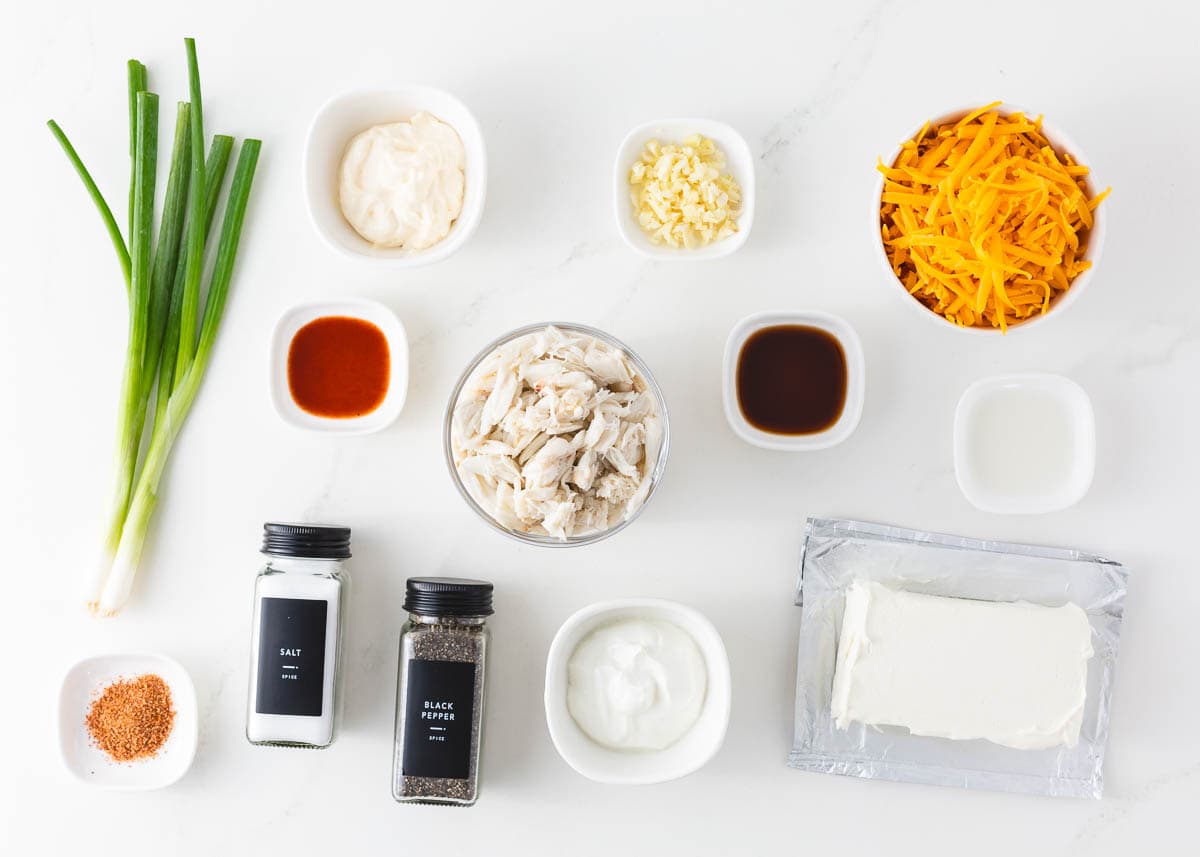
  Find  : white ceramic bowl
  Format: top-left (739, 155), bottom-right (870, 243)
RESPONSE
top-left (614, 118), bottom-right (755, 260)
top-left (722, 310), bottom-right (865, 451)
top-left (954, 372), bottom-right (1095, 513)
top-left (444, 322), bottom-right (670, 547)
top-left (270, 298), bottom-right (408, 434)
top-left (544, 599), bottom-right (731, 784)
top-left (304, 86), bottom-right (487, 266)
top-left (58, 653), bottom-right (198, 790)
top-left (872, 103), bottom-right (1107, 335)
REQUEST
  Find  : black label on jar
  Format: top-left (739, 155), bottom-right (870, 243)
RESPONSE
top-left (402, 660), bottom-right (476, 780)
top-left (255, 597), bottom-right (327, 717)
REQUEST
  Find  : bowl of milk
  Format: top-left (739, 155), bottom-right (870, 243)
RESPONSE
top-left (954, 373), bottom-right (1095, 514)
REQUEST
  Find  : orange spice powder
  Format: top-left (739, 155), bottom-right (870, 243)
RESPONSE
top-left (85, 673), bottom-right (176, 762)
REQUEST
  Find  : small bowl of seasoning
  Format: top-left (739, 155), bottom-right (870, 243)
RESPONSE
top-left (270, 299), bottom-right (408, 434)
top-left (58, 652), bottom-right (198, 790)
top-left (723, 311), bottom-right (865, 451)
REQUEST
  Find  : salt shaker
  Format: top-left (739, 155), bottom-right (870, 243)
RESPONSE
top-left (246, 523), bottom-right (349, 748)
top-left (392, 577), bottom-right (493, 806)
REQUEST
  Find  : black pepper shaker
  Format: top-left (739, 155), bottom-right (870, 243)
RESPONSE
top-left (392, 577), bottom-right (493, 806)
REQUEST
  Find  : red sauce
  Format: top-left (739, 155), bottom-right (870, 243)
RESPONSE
top-left (287, 316), bottom-right (390, 418)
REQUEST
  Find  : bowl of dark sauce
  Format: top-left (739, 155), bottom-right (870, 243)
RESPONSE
top-left (722, 312), bottom-right (864, 450)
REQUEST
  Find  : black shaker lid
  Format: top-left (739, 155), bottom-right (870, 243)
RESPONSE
top-left (404, 577), bottom-right (494, 617)
top-left (262, 522), bottom-right (351, 559)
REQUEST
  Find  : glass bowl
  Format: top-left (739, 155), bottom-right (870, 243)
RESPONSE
top-left (443, 321), bottom-right (671, 548)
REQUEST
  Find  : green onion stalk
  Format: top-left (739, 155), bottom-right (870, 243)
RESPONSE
top-left (87, 83), bottom-right (158, 613)
top-left (48, 38), bottom-right (261, 616)
top-left (102, 140), bottom-right (260, 614)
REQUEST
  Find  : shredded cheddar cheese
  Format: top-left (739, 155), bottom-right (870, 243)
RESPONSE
top-left (878, 103), bottom-right (1110, 331)
top-left (630, 135), bottom-right (741, 248)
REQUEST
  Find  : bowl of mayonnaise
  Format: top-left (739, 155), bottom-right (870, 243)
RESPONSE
top-left (304, 85), bottom-right (487, 266)
top-left (544, 599), bottom-right (731, 784)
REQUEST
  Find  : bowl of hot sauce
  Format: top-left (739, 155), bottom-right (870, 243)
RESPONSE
top-left (270, 299), bottom-right (408, 434)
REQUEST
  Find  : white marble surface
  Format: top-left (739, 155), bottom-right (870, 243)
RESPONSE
top-left (2, 0), bottom-right (1197, 853)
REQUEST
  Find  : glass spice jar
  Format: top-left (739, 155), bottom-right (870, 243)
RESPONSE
top-left (392, 577), bottom-right (493, 806)
top-left (246, 523), bottom-right (350, 749)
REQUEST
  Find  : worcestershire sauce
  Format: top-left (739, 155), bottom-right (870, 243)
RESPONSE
top-left (736, 325), bottom-right (847, 434)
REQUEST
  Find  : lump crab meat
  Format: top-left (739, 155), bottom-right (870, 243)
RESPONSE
top-left (451, 326), bottom-right (663, 539)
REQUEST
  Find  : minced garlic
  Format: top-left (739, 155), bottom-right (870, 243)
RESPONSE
top-left (629, 135), bottom-right (740, 249)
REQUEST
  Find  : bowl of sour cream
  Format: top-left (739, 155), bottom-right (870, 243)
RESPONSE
top-left (304, 85), bottom-right (487, 266)
top-left (544, 599), bottom-right (731, 784)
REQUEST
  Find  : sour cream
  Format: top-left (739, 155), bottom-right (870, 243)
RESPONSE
top-left (567, 618), bottom-right (707, 751)
top-left (337, 112), bottom-right (465, 250)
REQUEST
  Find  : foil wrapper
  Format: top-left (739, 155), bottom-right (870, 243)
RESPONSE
top-left (789, 518), bottom-right (1127, 799)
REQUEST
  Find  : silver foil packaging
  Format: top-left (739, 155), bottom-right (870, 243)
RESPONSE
top-left (789, 517), bottom-right (1127, 799)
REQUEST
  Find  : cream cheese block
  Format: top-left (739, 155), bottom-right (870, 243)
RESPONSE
top-left (830, 581), bottom-right (1093, 750)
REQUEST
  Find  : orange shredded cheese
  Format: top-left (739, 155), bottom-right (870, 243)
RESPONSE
top-left (878, 103), bottom-right (1110, 331)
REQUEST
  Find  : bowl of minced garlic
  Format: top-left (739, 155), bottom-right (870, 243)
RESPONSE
top-left (875, 102), bottom-right (1110, 333)
top-left (59, 653), bottom-right (197, 789)
top-left (616, 119), bottom-right (754, 259)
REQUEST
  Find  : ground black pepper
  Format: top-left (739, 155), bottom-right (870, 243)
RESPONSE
top-left (392, 578), bottom-right (492, 807)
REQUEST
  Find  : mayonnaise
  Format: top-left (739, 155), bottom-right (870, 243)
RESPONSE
top-left (337, 112), bottom-right (465, 250)
top-left (567, 618), bottom-right (707, 751)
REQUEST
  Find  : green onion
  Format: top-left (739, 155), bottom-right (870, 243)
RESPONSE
top-left (46, 121), bottom-right (131, 285)
top-left (85, 89), bottom-right (158, 612)
top-left (133, 99), bottom-right (192, 457)
top-left (191, 141), bottom-right (261, 369)
top-left (100, 139), bottom-right (261, 615)
top-left (174, 38), bottom-right (207, 384)
top-left (154, 136), bottom-right (233, 429)
top-left (50, 38), bottom-right (261, 616)
top-left (127, 60), bottom-right (147, 250)
top-left (143, 102), bottom-right (192, 389)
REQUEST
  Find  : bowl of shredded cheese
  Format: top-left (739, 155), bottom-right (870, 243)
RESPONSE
top-left (615, 118), bottom-right (755, 260)
top-left (874, 103), bottom-right (1109, 334)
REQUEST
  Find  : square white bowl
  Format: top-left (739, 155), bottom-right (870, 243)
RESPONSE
top-left (953, 372), bottom-right (1095, 514)
top-left (614, 118), bottom-right (755, 260)
top-left (304, 86), bottom-right (487, 266)
top-left (722, 311), bottom-right (865, 451)
top-left (58, 653), bottom-right (198, 790)
top-left (544, 599), bottom-right (731, 785)
top-left (270, 299), bottom-right (408, 434)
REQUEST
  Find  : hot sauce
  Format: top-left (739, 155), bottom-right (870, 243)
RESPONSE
top-left (287, 316), bottom-right (390, 418)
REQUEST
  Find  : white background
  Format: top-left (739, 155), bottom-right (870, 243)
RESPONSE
top-left (2, 0), bottom-right (1196, 853)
